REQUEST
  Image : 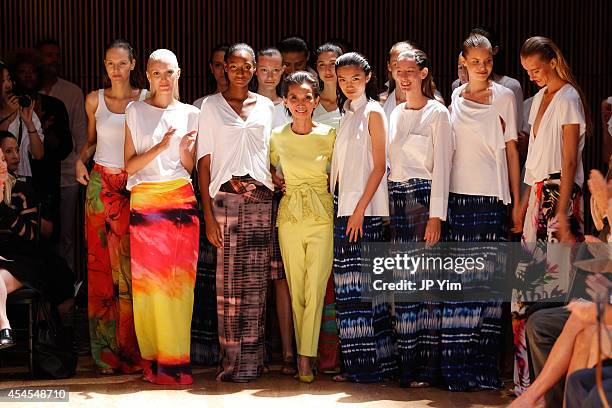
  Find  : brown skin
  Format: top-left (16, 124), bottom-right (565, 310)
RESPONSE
top-left (281, 51), bottom-right (308, 75)
top-left (198, 50), bottom-right (257, 249)
top-left (520, 54), bottom-right (580, 242)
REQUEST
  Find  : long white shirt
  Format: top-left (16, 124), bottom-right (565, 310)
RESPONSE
top-left (125, 100), bottom-right (199, 190)
top-left (313, 104), bottom-right (342, 129)
top-left (497, 75), bottom-right (524, 132)
top-left (94, 89), bottom-right (147, 169)
top-left (382, 90), bottom-right (397, 124)
top-left (524, 84), bottom-right (586, 187)
top-left (272, 102), bottom-right (291, 129)
top-left (8, 112), bottom-right (44, 178)
top-left (197, 92), bottom-right (275, 198)
top-left (330, 95), bottom-right (389, 217)
top-left (40, 78), bottom-right (87, 187)
top-left (388, 99), bottom-right (454, 220)
top-left (449, 82), bottom-right (517, 204)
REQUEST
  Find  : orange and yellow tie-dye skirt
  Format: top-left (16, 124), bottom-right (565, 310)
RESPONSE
top-left (129, 178), bottom-right (199, 385)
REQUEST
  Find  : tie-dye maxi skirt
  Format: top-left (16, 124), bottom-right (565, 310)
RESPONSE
top-left (333, 193), bottom-right (398, 383)
top-left (444, 192), bottom-right (507, 391)
top-left (130, 179), bottom-right (199, 385)
top-left (85, 164), bottom-right (142, 373)
top-left (388, 178), bottom-right (443, 387)
top-left (213, 176), bottom-right (273, 382)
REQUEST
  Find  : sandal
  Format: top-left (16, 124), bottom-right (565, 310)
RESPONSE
top-left (281, 358), bottom-right (297, 375)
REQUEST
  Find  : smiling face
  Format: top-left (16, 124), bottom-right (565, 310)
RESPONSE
top-left (225, 50), bottom-right (255, 88)
top-left (316, 51), bottom-right (339, 84)
top-left (209, 50), bottom-right (227, 90)
top-left (521, 54), bottom-right (557, 88)
top-left (284, 82), bottom-right (319, 121)
top-left (104, 47), bottom-right (135, 85)
top-left (0, 136), bottom-right (19, 173)
top-left (395, 57), bottom-right (427, 96)
top-left (461, 46), bottom-right (493, 82)
top-left (256, 54), bottom-right (284, 90)
top-left (146, 59), bottom-right (180, 96)
top-left (337, 65), bottom-right (370, 101)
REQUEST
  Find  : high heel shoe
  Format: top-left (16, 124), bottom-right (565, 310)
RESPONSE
top-left (0, 328), bottom-right (15, 349)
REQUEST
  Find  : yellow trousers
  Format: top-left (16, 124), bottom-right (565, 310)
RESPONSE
top-left (278, 219), bottom-right (333, 357)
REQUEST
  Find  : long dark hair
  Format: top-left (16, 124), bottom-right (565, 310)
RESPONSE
top-left (0, 62), bottom-right (10, 109)
top-left (315, 43), bottom-right (343, 92)
top-left (396, 49), bottom-right (436, 100)
top-left (335, 52), bottom-right (378, 113)
top-left (520, 36), bottom-right (592, 135)
top-left (103, 39), bottom-right (141, 88)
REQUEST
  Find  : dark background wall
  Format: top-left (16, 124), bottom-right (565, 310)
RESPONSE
top-left (2, 0), bottom-right (611, 201)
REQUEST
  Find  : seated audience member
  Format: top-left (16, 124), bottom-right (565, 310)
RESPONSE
top-left (602, 97), bottom-right (612, 167)
top-left (510, 170), bottom-right (612, 407)
top-left (6, 49), bottom-right (73, 244)
top-left (0, 133), bottom-right (74, 348)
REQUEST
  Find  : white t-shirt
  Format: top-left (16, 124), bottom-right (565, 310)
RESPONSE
top-left (449, 82), bottom-right (518, 204)
top-left (40, 78), bottom-right (87, 187)
top-left (125, 100), bottom-right (199, 190)
top-left (388, 99), bottom-right (454, 220)
top-left (382, 90), bottom-right (397, 123)
top-left (524, 84), bottom-right (586, 186)
top-left (330, 95), bottom-right (389, 217)
top-left (8, 113), bottom-right (44, 178)
top-left (496, 75), bottom-right (524, 132)
top-left (272, 102), bottom-right (291, 129)
top-left (193, 96), bottom-right (206, 109)
top-left (196, 92), bottom-right (275, 198)
top-left (94, 89), bottom-right (147, 169)
top-left (313, 104), bottom-right (342, 129)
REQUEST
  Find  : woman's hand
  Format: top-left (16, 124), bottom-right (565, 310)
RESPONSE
top-left (272, 171), bottom-right (285, 194)
top-left (588, 169), bottom-right (610, 213)
top-left (424, 217), bottom-right (441, 246)
top-left (155, 127), bottom-right (175, 153)
top-left (75, 159), bottom-right (90, 185)
top-left (5, 94), bottom-right (20, 112)
top-left (346, 208), bottom-right (365, 243)
top-left (179, 130), bottom-right (197, 153)
top-left (20, 99), bottom-right (36, 127)
top-left (204, 214), bottom-right (223, 248)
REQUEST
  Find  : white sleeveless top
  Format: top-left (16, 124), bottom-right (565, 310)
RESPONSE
top-left (382, 90), bottom-right (397, 123)
top-left (330, 95), bottom-right (389, 217)
top-left (93, 89), bottom-right (147, 168)
top-left (125, 100), bottom-right (200, 190)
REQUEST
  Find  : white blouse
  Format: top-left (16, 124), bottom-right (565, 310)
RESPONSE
top-left (497, 75), bottom-right (524, 131)
top-left (313, 104), bottom-right (342, 129)
top-left (330, 95), bottom-right (389, 217)
top-left (388, 99), bottom-right (454, 220)
top-left (524, 84), bottom-right (586, 186)
top-left (8, 112), bottom-right (44, 178)
top-left (449, 82), bottom-right (518, 204)
top-left (125, 100), bottom-right (199, 190)
top-left (197, 93), bottom-right (275, 197)
top-left (94, 89), bottom-right (147, 168)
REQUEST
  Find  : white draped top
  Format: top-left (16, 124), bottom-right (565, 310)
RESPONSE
top-left (449, 82), bottom-right (517, 204)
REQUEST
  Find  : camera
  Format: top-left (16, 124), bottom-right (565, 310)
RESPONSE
top-left (17, 94), bottom-right (32, 108)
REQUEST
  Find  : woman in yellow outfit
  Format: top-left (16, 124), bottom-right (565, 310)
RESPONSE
top-left (270, 71), bottom-right (336, 383)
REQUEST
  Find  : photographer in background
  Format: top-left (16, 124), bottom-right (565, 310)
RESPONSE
top-left (0, 61), bottom-right (44, 179)
top-left (6, 50), bottom-right (73, 245)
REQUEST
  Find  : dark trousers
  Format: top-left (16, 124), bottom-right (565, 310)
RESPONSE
top-left (565, 366), bottom-right (612, 408)
top-left (525, 306), bottom-right (570, 407)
